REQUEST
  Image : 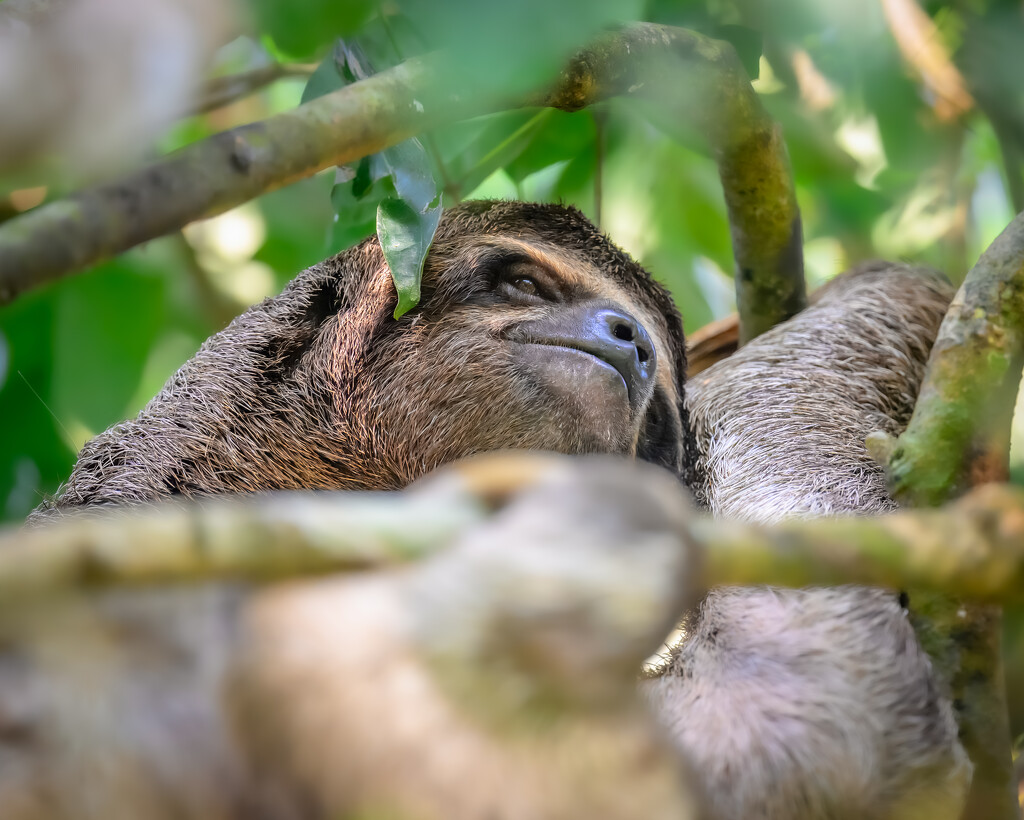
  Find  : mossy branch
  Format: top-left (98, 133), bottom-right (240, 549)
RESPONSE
top-left (880, 212), bottom-right (1024, 506)
top-left (538, 25), bottom-right (805, 343)
top-left (7, 480), bottom-right (1024, 604)
top-left (0, 23), bottom-right (804, 337)
top-left (0, 54), bottom-right (458, 304)
top-left (869, 211), bottom-right (1024, 820)
top-left (3, 490), bottom-right (487, 600)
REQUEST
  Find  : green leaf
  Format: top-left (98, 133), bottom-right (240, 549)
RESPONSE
top-left (300, 47), bottom-right (347, 104)
top-left (453, 110), bottom-right (552, 196)
top-left (329, 177), bottom-right (381, 253)
top-left (402, 0), bottom-right (643, 98)
top-left (377, 197), bottom-right (443, 319)
top-left (351, 157), bottom-right (373, 198)
top-left (370, 139), bottom-right (437, 212)
top-left (251, 0), bottom-right (375, 60)
top-left (309, 36), bottom-right (442, 268)
top-left (51, 262), bottom-right (166, 434)
top-left (0, 330), bottom-right (7, 392)
top-left (504, 109), bottom-right (593, 184)
top-left (302, 36), bottom-right (443, 287)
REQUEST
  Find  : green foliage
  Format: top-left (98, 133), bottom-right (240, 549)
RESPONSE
top-left (401, 0), bottom-right (644, 97)
top-left (251, 0), bottom-right (375, 59)
top-left (302, 39), bottom-right (444, 316)
top-left (4, 0), bottom-right (1024, 521)
top-left (377, 195), bottom-right (443, 319)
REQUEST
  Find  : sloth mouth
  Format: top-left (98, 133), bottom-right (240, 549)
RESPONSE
top-left (516, 341), bottom-right (631, 399)
top-left (507, 340), bottom-right (636, 446)
top-left (501, 305), bottom-right (657, 435)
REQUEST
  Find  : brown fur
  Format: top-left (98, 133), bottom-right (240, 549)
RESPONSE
top-left (11, 201), bottom-right (696, 820)
top-left (15, 210), bottom-right (970, 820)
top-left (32, 200), bottom-right (692, 517)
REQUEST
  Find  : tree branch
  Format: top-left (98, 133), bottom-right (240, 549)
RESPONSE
top-left (878, 213), bottom-right (1024, 505)
top-left (0, 23), bottom-right (805, 338)
top-left (194, 62), bottom-right (317, 115)
top-left (7, 477), bottom-right (1024, 606)
top-left (3, 490), bottom-right (487, 599)
top-left (513, 23), bottom-right (806, 342)
top-left (868, 210), bottom-right (1024, 820)
top-left (0, 53), bottom-right (458, 304)
top-left (0, 0), bottom-right (71, 29)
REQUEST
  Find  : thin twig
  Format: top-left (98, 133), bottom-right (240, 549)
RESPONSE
top-left (195, 63), bottom-right (317, 115)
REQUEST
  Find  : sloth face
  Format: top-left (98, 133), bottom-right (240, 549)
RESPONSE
top-left (47, 201), bottom-right (689, 510)
top-left (351, 213), bottom-right (686, 485)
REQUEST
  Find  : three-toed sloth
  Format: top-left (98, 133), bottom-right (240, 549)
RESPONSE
top-left (18, 201), bottom-right (967, 819)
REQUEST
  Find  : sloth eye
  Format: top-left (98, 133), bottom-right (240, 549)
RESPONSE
top-left (498, 261), bottom-right (558, 303)
top-left (510, 276), bottom-right (539, 296)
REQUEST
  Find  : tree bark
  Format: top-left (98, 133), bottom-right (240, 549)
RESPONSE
top-left (871, 210), bottom-right (1024, 820)
top-left (8, 474), bottom-right (1024, 609)
top-left (0, 23), bottom-right (805, 337)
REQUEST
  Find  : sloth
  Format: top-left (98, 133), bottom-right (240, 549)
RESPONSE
top-left (34, 200), bottom-right (693, 514)
top-left (18, 202), bottom-right (968, 819)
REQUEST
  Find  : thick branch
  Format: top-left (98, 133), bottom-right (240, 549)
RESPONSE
top-left (1, 491), bottom-right (486, 599)
top-left (5, 481), bottom-right (1024, 603)
top-left (874, 211), bottom-right (1024, 820)
top-left (0, 23), bottom-right (805, 333)
top-left (0, 0), bottom-right (71, 29)
top-left (884, 212), bottom-right (1024, 506)
top-left (0, 54), bottom-right (460, 304)
top-left (540, 26), bottom-right (805, 343)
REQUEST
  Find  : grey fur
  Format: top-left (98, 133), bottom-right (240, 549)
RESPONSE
top-left (645, 263), bottom-right (972, 819)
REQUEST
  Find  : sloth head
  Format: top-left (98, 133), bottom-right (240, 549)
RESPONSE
top-left (40, 200), bottom-right (694, 514)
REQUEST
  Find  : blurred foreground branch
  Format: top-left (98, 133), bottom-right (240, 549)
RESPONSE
top-left (880, 0), bottom-right (974, 122)
top-left (0, 22), bottom-right (804, 335)
top-left (0, 0), bottom-right (236, 177)
top-left (7, 477), bottom-right (1024, 604)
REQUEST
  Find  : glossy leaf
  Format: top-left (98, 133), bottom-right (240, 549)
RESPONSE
top-left (251, 0), bottom-right (375, 59)
top-left (377, 196), bottom-right (443, 319)
top-left (300, 47), bottom-right (347, 104)
top-left (370, 140), bottom-right (437, 213)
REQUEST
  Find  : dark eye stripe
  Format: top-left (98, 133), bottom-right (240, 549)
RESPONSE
top-left (463, 247), bottom-right (562, 305)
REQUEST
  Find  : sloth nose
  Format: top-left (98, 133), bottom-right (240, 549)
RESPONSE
top-left (562, 303), bottom-right (657, 405)
top-left (593, 305), bottom-right (654, 366)
top-left (514, 301), bottom-right (658, 410)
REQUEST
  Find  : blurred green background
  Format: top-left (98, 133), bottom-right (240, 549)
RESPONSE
top-left (2, 0), bottom-right (1024, 525)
